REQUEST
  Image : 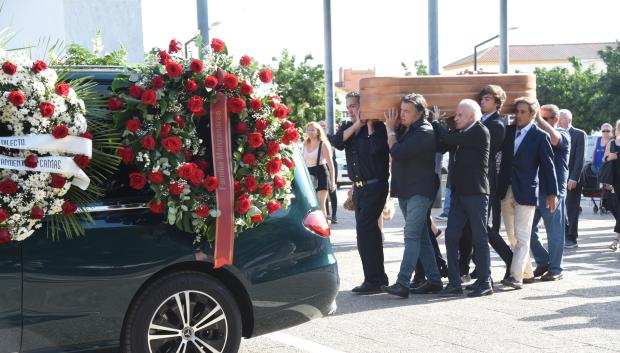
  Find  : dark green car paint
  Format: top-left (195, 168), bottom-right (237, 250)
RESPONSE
top-left (0, 70), bottom-right (339, 353)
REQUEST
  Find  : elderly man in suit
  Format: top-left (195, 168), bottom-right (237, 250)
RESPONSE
top-left (559, 109), bottom-right (586, 249)
top-left (431, 99), bottom-right (493, 297)
top-left (497, 97), bottom-right (558, 289)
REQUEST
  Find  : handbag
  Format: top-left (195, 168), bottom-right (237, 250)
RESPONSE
top-left (308, 141), bottom-right (323, 189)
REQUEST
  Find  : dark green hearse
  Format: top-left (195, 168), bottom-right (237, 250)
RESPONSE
top-left (0, 69), bottom-right (339, 353)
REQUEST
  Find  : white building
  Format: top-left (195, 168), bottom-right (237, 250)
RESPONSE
top-left (0, 0), bottom-right (199, 63)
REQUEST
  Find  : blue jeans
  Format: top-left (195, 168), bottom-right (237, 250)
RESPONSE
top-left (397, 194), bottom-right (441, 286)
top-left (530, 195), bottom-right (566, 273)
top-left (442, 187), bottom-right (452, 215)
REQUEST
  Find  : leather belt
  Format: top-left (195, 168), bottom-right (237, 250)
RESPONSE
top-left (354, 178), bottom-right (380, 188)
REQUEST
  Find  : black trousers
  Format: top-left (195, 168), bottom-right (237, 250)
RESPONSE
top-left (353, 180), bottom-right (389, 286)
top-left (326, 162), bottom-right (338, 219)
top-left (413, 207), bottom-right (448, 282)
top-left (565, 184), bottom-right (582, 242)
top-left (446, 193), bottom-right (491, 286)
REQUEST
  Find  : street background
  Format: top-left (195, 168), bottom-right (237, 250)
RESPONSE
top-left (240, 186), bottom-right (620, 353)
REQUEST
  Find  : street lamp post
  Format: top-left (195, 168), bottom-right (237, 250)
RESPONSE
top-left (473, 26), bottom-right (518, 72)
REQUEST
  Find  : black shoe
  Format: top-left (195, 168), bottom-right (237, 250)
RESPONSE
top-left (410, 278), bottom-right (425, 290)
top-left (331, 217), bottom-right (338, 224)
top-left (352, 282), bottom-right (382, 295)
top-left (469, 270), bottom-right (478, 280)
top-left (467, 286), bottom-right (493, 297)
top-left (465, 282), bottom-right (479, 291)
top-left (533, 265), bottom-right (549, 278)
top-left (541, 271), bottom-right (563, 281)
top-left (410, 281), bottom-right (443, 294)
top-left (381, 283), bottom-right (409, 298)
top-left (503, 268), bottom-right (511, 280)
top-left (501, 276), bottom-right (523, 289)
top-left (438, 284), bottom-right (463, 296)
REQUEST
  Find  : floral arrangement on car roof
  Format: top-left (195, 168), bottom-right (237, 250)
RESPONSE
top-left (109, 38), bottom-right (300, 243)
top-left (0, 48), bottom-right (119, 244)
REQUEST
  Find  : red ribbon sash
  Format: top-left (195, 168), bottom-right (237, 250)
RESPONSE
top-left (210, 92), bottom-right (235, 268)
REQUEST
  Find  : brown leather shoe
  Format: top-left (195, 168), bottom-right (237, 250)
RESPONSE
top-left (533, 265), bottom-right (549, 278)
top-left (541, 272), bottom-right (563, 281)
top-left (523, 277), bottom-right (535, 284)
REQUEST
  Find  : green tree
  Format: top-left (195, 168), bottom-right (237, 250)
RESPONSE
top-left (401, 60), bottom-right (428, 76)
top-left (597, 41), bottom-right (620, 125)
top-left (534, 57), bottom-right (603, 133)
top-left (63, 31), bottom-right (128, 66)
top-left (272, 49), bottom-right (326, 127)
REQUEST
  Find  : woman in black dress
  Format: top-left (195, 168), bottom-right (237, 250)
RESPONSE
top-left (304, 122), bottom-right (336, 220)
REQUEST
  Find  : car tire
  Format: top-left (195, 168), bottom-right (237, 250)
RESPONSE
top-left (121, 271), bottom-right (242, 353)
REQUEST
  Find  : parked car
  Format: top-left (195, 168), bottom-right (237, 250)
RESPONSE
top-left (0, 69), bottom-right (339, 353)
top-left (334, 148), bottom-right (351, 187)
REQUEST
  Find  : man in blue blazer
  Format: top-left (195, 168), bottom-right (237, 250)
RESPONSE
top-left (497, 97), bottom-right (558, 289)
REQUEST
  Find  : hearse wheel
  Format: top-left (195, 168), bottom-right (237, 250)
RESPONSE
top-left (122, 271), bottom-right (242, 353)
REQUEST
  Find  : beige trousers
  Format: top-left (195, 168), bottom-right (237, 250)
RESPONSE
top-left (501, 187), bottom-right (536, 281)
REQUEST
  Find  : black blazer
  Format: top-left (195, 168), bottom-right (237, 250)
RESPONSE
top-left (567, 126), bottom-right (587, 182)
top-left (482, 112), bottom-right (506, 196)
top-left (433, 120), bottom-right (490, 195)
top-left (390, 119), bottom-right (438, 200)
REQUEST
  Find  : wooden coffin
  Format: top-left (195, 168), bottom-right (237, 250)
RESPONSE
top-left (359, 74), bottom-right (536, 120)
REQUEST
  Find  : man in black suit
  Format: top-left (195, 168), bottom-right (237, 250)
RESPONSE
top-left (559, 109), bottom-right (586, 248)
top-left (458, 85), bottom-right (513, 283)
top-left (432, 99), bottom-right (492, 297)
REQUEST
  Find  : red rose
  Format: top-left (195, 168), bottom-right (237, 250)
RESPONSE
top-left (250, 98), bottom-right (263, 112)
top-left (282, 158), bottom-right (295, 169)
top-left (259, 183), bottom-right (273, 196)
top-left (52, 125), bottom-right (68, 139)
top-left (168, 38), bottom-right (182, 53)
top-left (259, 68), bottom-right (273, 83)
top-left (267, 158), bottom-right (282, 175)
top-left (169, 182), bottom-right (184, 196)
top-left (25, 154), bottom-right (38, 168)
top-left (62, 201), bottom-right (77, 215)
top-left (118, 145), bottom-right (135, 164)
top-left (240, 55), bottom-right (252, 67)
top-left (267, 200), bottom-right (281, 214)
top-left (203, 176), bottom-right (219, 191)
top-left (126, 118), bottom-right (141, 133)
top-left (185, 79), bottom-right (198, 93)
top-left (149, 199), bottom-right (165, 214)
top-left (2, 61), bottom-right (16, 75)
top-left (183, 149), bottom-right (193, 161)
top-left (166, 61), bottom-right (183, 78)
top-left (196, 160), bottom-right (209, 171)
top-left (177, 163), bottom-right (195, 180)
top-left (236, 194), bottom-right (251, 214)
top-left (174, 115), bottom-right (186, 128)
top-left (31, 207), bottom-right (45, 220)
top-left (196, 205), bottom-right (210, 218)
top-left (8, 91), bottom-right (25, 107)
top-left (129, 85), bottom-right (145, 99)
top-left (0, 179), bottom-right (17, 194)
top-left (31, 60), bottom-right (47, 74)
top-left (242, 153), bottom-right (256, 166)
top-left (74, 155), bottom-right (90, 169)
top-left (273, 175), bottom-right (287, 189)
top-left (251, 214), bottom-right (263, 223)
top-left (80, 131), bottom-right (93, 139)
top-left (240, 81), bottom-right (253, 95)
top-left (254, 118), bottom-right (269, 132)
top-left (234, 180), bottom-right (241, 194)
top-left (0, 229), bottom-right (11, 244)
top-left (151, 75), bottom-right (165, 89)
top-left (282, 120), bottom-right (294, 130)
top-left (0, 209), bottom-right (8, 222)
top-left (107, 98), bottom-right (124, 112)
top-left (141, 135), bottom-right (156, 150)
top-left (158, 50), bottom-right (172, 64)
top-left (159, 123), bottom-right (171, 137)
top-left (274, 105), bottom-right (289, 120)
top-left (187, 96), bottom-right (204, 113)
top-left (141, 89), bottom-right (157, 106)
top-left (223, 74), bottom-right (238, 89)
top-left (162, 136), bottom-right (183, 154)
top-left (243, 176), bottom-right (258, 192)
top-left (211, 38), bottom-right (225, 52)
top-left (266, 141), bottom-right (281, 156)
top-left (50, 174), bottom-right (66, 188)
top-left (227, 97), bottom-right (246, 114)
top-left (204, 75), bottom-right (218, 88)
top-left (39, 102), bottom-right (55, 117)
top-left (285, 128), bottom-right (300, 143)
top-left (247, 132), bottom-right (264, 148)
top-left (235, 122), bottom-right (248, 135)
top-left (129, 172), bottom-right (146, 190)
top-left (269, 96), bottom-right (280, 108)
top-left (189, 168), bottom-right (205, 186)
top-left (55, 82), bottom-right (70, 96)
top-left (148, 171), bottom-right (165, 184)
top-left (190, 59), bottom-right (203, 73)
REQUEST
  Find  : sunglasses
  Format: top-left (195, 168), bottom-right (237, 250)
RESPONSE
top-left (603, 130), bottom-right (611, 133)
